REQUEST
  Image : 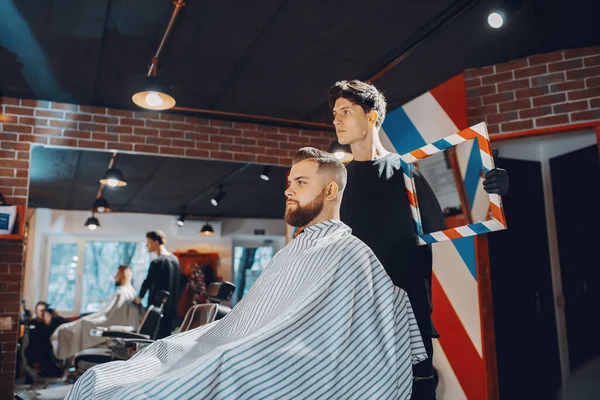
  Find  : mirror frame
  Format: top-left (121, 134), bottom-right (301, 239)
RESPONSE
top-left (400, 122), bottom-right (507, 245)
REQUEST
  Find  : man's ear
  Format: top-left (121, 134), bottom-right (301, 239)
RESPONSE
top-left (368, 110), bottom-right (378, 126)
top-left (326, 182), bottom-right (340, 200)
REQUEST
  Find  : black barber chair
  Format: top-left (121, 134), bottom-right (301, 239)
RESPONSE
top-left (69, 290), bottom-right (170, 377)
top-left (107, 282), bottom-right (236, 357)
top-left (206, 281), bottom-right (235, 320)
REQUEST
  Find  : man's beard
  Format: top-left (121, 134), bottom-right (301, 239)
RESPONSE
top-left (284, 188), bottom-right (326, 228)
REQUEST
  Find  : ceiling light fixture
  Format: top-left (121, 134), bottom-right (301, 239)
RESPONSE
top-left (487, 12), bottom-right (504, 28)
top-left (260, 166), bottom-right (272, 181)
top-left (200, 222), bottom-right (215, 236)
top-left (93, 197), bottom-right (111, 213)
top-left (100, 167), bottom-right (127, 187)
top-left (211, 186), bottom-right (226, 207)
top-left (328, 140), bottom-right (354, 163)
top-left (487, 0), bottom-right (523, 29)
top-left (177, 213), bottom-right (186, 227)
top-left (132, 0), bottom-right (186, 110)
top-left (85, 214), bottom-right (100, 231)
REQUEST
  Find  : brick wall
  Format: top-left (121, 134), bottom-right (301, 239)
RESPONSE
top-left (0, 98), bottom-right (334, 394)
top-left (465, 45), bottom-right (600, 135)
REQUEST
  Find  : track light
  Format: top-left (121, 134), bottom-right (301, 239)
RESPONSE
top-left (328, 140), bottom-right (353, 163)
top-left (85, 214), bottom-right (100, 230)
top-left (260, 166), bottom-right (272, 181)
top-left (487, 12), bottom-right (504, 28)
top-left (132, 76), bottom-right (176, 111)
top-left (93, 197), bottom-right (111, 213)
top-left (177, 213), bottom-right (186, 227)
top-left (100, 167), bottom-right (127, 187)
top-left (487, 0), bottom-right (522, 29)
top-left (200, 222), bottom-right (215, 236)
top-left (211, 190), bottom-right (226, 207)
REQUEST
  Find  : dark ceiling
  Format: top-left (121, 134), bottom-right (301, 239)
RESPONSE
top-left (29, 146), bottom-right (289, 219)
top-left (1, 0), bottom-right (598, 126)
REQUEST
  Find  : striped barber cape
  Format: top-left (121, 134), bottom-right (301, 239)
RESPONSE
top-left (66, 219), bottom-right (427, 400)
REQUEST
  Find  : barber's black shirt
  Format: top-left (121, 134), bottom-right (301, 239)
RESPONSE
top-left (139, 254), bottom-right (181, 316)
top-left (340, 153), bottom-right (445, 338)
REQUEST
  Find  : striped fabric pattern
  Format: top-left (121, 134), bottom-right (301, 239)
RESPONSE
top-left (66, 220), bottom-right (427, 400)
top-left (400, 122), bottom-right (507, 245)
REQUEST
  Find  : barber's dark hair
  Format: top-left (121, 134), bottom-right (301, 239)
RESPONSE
top-left (292, 147), bottom-right (347, 191)
top-left (146, 230), bottom-right (167, 245)
top-left (328, 80), bottom-right (387, 128)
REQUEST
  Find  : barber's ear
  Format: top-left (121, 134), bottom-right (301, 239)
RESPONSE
top-left (368, 111), bottom-right (378, 125)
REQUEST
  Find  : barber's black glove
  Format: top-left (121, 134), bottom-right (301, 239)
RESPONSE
top-left (483, 148), bottom-right (509, 196)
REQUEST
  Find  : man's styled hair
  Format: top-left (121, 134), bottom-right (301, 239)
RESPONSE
top-left (35, 301), bottom-right (48, 309)
top-left (292, 147), bottom-right (347, 191)
top-left (328, 80), bottom-right (387, 128)
top-left (146, 230), bottom-right (167, 245)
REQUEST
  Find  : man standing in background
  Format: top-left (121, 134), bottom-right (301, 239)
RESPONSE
top-left (136, 230), bottom-right (182, 339)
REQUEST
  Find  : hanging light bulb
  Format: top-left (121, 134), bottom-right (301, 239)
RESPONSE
top-left (85, 215), bottom-right (100, 230)
top-left (100, 167), bottom-right (127, 187)
top-left (93, 197), bottom-right (111, 213)
top-left (200, 222), bottom-right (215, 236)
top-left (132, 76), bottom-right (176, 111)
top-left (328, 140), bottom-right (353, 163)
top-left (177, 213), bottom-right (186, 227)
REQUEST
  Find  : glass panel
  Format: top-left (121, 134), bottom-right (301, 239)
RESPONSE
top-left (82, 241), bottom-right (150, 313)
top-left (232, 246), bottom-right (274, 305)
top-left (47, 243), bottom-right (78, 311)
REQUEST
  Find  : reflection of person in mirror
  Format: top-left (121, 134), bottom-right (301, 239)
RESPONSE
top-left (65, 148), bottom-right (426, 399)
top-left (329, 79), bottom-right (509, 400)
top-left (51, 265), bottom-right (142, 360)
top-left (136, 230), bottom-right (182, 339)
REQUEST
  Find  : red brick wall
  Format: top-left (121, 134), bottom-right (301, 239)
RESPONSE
top-left (465, 46), bottom-right (600, 135)
top-left (0, 242), bottom-right (23, 393)
top-left (0, 98), bottom-right (334, 394)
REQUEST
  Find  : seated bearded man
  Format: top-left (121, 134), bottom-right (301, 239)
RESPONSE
top-left (66, 147), bottom-right (427, 400)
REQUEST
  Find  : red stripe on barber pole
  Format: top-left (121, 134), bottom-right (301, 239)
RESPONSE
top-left (456, 128), bottom-right (478, 140)
top-left (432, 273), bottom-right (486, 400)
top-left (429, 74), bottom-right (468, 131)
top-left (477, 136), bottom-right (492, 157)
top-left (444, 229), bottom-right (464, 240)
top-left (410, 148), bottom-right (429, 160)
top-left (406, 190), bottom-right (417, 208)
top-left (490, 202), bottom-right (506, 225)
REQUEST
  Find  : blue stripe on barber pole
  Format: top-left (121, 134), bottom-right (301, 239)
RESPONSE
top-left (469, 222), bottom-right (492, 234)
top-left (382, 107), bottom-right (426, 155)
top-left (464, 138), bottom-right (483, 208)
top-left (421, 233), bottom-right (437, 244)
top-left (452, 237), bottom-right (477, 279)
top-left (431, 138), bottom-right (454, 151)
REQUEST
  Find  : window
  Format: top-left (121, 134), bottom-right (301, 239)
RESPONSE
top-left (46, 243), bottom-right (78, 312)
top-left (232, 246), bottom-right (274, 305)
top-left (82, 241), bottom-right (149, 313)
top-left (45, 237), bottom-right (150, 316)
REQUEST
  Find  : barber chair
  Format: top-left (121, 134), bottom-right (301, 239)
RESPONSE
top-left (69, 290), bottom-right (170, 377)
top-left (106, 282), bottom-right (236, 358)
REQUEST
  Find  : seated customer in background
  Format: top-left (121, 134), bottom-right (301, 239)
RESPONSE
top-left (66, 148), bottom-right (426, 400)
top-left (25, 301), bottom-right (61, 377)
top-left (51, 265), bottom-right (143, 360)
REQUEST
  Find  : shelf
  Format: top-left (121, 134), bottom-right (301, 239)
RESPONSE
top-left (0, 234), bottom-right (24, 241)
top-left (0, 204), bottom-right (26, 242)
